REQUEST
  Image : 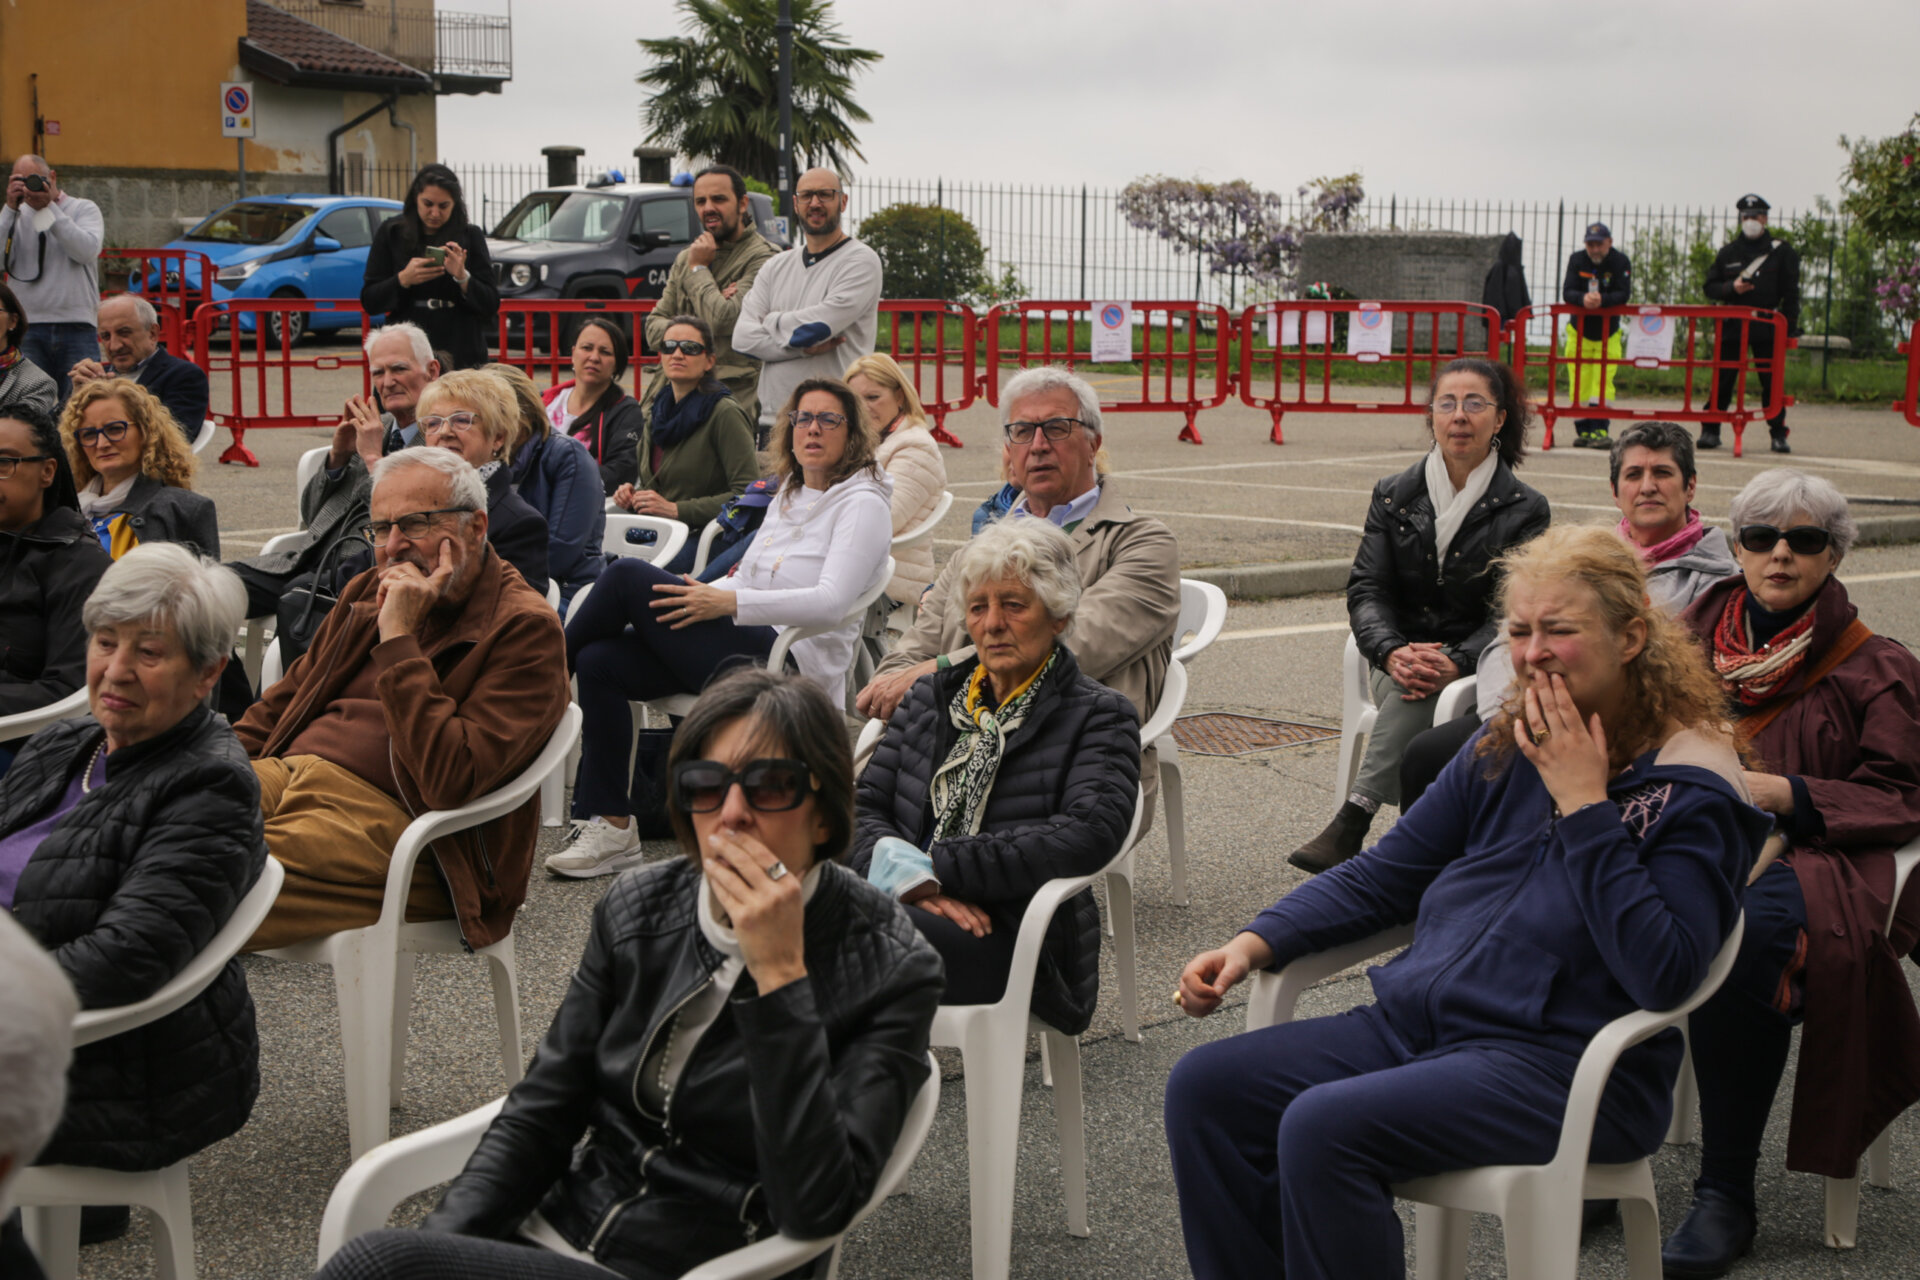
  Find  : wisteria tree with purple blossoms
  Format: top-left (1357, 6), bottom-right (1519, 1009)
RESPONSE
top-left (1119, 171), bottom-right (1365, 295)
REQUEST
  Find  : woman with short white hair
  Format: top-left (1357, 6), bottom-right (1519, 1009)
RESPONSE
top-left (0, 543), bottom-right (268, 1212)
top-left (851, 517), bottom-right (1142, 1032)
top-left (407, 369), bottom-right (551, 598)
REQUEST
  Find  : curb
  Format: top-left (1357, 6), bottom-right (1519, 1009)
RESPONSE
top-left (1190, 513), bottom-right (1920, 601)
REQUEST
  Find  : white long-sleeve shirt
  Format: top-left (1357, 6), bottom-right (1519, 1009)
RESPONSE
top-left (732, 238), bottom-right (883, 426)
top-left (0, 194), bottom-right (104, 324)
top-left (720, 468), bottom-right (892, 690)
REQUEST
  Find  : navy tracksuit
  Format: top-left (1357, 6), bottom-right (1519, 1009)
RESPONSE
top-left (1165, 729), bottom-right (1769, 1279)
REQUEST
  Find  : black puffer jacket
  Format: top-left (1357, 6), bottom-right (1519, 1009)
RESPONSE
top-left (4, 705), bottom-right (267, 1171)
top-left (425, 857), bottom-right (942, 1279)
top-left (851, 646), bottom-right (1142, 1036)
top-left (1347, 456), bottom-right (1550, 675)
top-left (0, 506), bottom-right (109, 717)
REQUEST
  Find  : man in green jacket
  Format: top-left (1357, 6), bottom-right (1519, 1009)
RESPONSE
top-left (642, 165), bottom-right (780, 422)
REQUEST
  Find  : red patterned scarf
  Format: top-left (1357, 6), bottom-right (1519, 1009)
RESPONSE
top-left (0, 346), bottom-right (21, 372)
top-left (1709, 586), bottom-right (1817, 706)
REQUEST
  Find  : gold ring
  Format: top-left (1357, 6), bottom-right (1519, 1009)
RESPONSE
top-left (1533, 727), bottom-right (1551, 746)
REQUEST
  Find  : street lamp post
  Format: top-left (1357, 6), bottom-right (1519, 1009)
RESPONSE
top-left (777, 0), bottom-right (794, 224)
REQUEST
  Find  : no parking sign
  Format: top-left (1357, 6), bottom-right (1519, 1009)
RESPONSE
top-left (222, 82), bottom-right (255, 138)
top-left (1090, 300), bottom-right (1133, 361)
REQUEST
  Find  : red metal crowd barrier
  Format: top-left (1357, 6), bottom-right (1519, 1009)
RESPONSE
top-left (1238, 301), bottom-right (1505, 444)
top-left (101, 248), bottom-right (217, 356)
top-left (1510, 304), bottom-right (1794, 457)
top-left (877, 299), bottom-right (977, 446)
top-left (494, 298), bottom-right (658, 387)
top-left (980, 300), bottom-right (1233, 443)
top-left (1901, 340), bottom-right (1918, 430)
top-left (192, 299), bottom-right (371, 466)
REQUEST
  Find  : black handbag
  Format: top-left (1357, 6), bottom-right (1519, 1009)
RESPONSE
top-left (274, 532), bottom-right (371, 668)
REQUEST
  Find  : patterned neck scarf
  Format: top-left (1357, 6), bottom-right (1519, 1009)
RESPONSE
top-left (928, 649), bottom-right (1057, 841)
top-left (1710, 585), bottom-right (1818, 706)
top-left (0, 346), bottom-right (21, 373)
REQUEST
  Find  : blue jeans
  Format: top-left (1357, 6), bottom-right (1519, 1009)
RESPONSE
top-left (20, 321), bottom-right (99, 405)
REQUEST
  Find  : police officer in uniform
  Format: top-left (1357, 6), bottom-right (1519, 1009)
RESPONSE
top-left (1702, 193), bottom-right (1800, 453)
top-left (1560, 222), bottom-right (1632, 447)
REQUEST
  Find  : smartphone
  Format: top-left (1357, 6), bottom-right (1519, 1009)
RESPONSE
top-left (425, 245), bottom-right (447, 266)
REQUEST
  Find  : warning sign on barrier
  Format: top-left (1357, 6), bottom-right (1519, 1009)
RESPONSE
top-left (1624, 310), bottom-right (1675, 366)
top-left (1346, 306), bottom-right (1392, 360)
top-left (1090, 301), bottom-right (1133, 361)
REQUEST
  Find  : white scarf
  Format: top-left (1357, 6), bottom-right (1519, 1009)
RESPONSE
top-left (1424, 444), bottom-right (1499, 564)
top-left (77, 473), bottom-right (136, 519)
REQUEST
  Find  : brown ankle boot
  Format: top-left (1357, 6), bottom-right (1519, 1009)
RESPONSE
top-left (1288, 801), bottom-right (1374, 874)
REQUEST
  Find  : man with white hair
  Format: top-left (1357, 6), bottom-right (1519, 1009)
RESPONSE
top-left (1, 154), bottom-right (102, 404)
top-left (855, 364), bottom-right (1180, 819)
top-left (67, 294), bottom-right (208, 439)
top-left (0, 914), bottom-right (78, 1279)
top-left (236, 447), bottom-right (569, 951)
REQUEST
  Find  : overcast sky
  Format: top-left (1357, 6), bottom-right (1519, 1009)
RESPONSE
top-left (441, 0), bottom-right (1920, 214)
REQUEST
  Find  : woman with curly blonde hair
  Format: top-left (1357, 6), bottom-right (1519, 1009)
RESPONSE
top-left (60, 377), bottom-right (218, 558)
top-left (1164, 524), bottom-right (1769, 1280)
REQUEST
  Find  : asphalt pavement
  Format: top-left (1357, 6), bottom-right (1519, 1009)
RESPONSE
top-left (68, 371), bottom-right (1920, 1279)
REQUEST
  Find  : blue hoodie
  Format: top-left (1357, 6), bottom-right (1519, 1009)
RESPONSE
top-left (1246, 725), bottom-right (1771, 1148)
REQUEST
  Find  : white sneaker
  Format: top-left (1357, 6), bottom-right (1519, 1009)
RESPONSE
top-left (545, 817), bottom-right (643, 879)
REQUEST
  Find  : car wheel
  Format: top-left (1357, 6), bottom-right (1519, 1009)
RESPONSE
top-left (267, 289), bottom-right (307, 347)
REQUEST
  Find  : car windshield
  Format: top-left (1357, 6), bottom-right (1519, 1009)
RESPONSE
top-left (493, 192), bottom-right (626, 244)
top-left (184, 202), bottom-right (316, 246)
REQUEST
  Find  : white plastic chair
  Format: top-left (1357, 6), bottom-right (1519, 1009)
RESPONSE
top-left (315, 1054), bottom-right (943, 1279)
top-left (1172, 579), bottom-right (1227, 664)
top-left (892, 489), bottom-right (954, 554)
top-left (1333, 634), bottom-right (1477, 813)
top-left (294, 445), bottom-right (331, 529)
top-left (603, 512), bottom-right (689, 566)
top-left (0, 687), bottom-right (90, 744)
top-left (690, 517), bottom-right (726, 576)
top-left (240, 530), bottom-right (306, 691)
top-left (190, 419), bottom-right (217, 455)
top-left (1246, 916), bottom-right (1747, 1280)
top-left (256, 703), bottom-right (583, 1158)
top-left (16, 858), bottom-right (287, 1280)
top-left (936, 789), bottom-right (1144, 1280)
top-left (544, 578), bottom-right (561, 611)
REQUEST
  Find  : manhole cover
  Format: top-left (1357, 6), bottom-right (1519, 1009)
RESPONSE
top-left (1172, 713), bottom-right (1339, 757)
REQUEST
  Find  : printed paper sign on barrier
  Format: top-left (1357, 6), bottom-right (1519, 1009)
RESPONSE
top-left (1346, 306), bottom-right (1392, 360)
top-left (1270, 310), bottom-right (1329, 348)
top-left (1625, 311), bottom-right (1676, 366)
top-left (1091, 301), bottom-right (1133, 362)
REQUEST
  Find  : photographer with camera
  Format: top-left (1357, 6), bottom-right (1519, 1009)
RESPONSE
top-left (1, 156), bottom-right (103, 404)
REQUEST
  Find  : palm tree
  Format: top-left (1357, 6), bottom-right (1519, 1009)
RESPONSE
top-left (637, 0), bottom-right (882, 182)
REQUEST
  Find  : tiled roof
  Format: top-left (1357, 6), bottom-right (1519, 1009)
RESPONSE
top-left (241, 1), bottom-right (433, 91)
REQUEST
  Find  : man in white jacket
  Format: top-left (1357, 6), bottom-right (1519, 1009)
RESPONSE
top-left (1, 156), bottom-right (104, 403)
top-left (732, 168), bottom-right (882, 441)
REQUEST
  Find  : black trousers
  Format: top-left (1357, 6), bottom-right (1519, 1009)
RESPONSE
top-left (315, 1229), bottom-right (636, 1280)
top-left (1712, 317), bottom-right (1788, 432)
top-left (1398, 713), bottom-right (1482, 812)
top-left (906, 901), bottom-right (1019, 1006)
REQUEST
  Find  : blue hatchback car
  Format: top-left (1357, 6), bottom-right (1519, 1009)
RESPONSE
top-left (146, 194), bottom-right (403, 345)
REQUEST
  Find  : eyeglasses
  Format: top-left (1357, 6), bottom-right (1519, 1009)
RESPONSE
top-left (74, 421), bottom-right (133, 447)
top-left (0, 453), bottom-right (51, 478)
top-left (658, 339), bottom-right (709, 356)
top-left (1736, 524), bottom-right (1832, 556)
top-left (1431, 395), bottom-right (1498, 416)
top-left (1005, 417), bottom-right (1085, 444)
top-left (360, 507), bottom-right (470, 542)
top-left (795, 189), bottom-right (842, 205)
top-left (790, 410), bottom-right (847, 432)
top-left (418, 412), bottom-right (480, 434)
top-left (673, 758), bottom-right (818, 814)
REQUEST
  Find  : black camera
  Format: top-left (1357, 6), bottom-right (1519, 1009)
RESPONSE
top-left (21, 174), bottom-right (49, 193)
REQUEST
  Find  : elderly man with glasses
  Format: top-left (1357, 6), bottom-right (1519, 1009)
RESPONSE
top-left (234, 446), bottom-right (568, 952)
top-left (67, 295), bottom-right (209, 442)
top-left (855, 364), bottom-right (1180, 824)
top-left (732, 167), bottom-right (883, 444)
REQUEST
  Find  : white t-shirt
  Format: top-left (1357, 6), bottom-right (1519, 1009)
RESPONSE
top-left (547, 396), bottom-right (578, 435)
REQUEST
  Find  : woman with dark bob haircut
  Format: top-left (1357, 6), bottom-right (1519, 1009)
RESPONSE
top-left (1290, 356), bottom-right (1550, 873)
top-left (361, 164), bottom-right (499, 370)
top-left (314, 667), bottom-right (943, 1280)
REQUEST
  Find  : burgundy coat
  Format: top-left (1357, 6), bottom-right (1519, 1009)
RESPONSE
top-left (1685, 575), bottom-right (1920, 1176)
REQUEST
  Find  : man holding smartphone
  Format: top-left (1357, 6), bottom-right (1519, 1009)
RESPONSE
top-left (0, 156), bottom-right (104, 403)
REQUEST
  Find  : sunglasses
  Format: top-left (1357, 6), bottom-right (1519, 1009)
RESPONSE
top-left (74, 420), bottom-right (133, 447)
top-left (657, 339), bottom-right (709, 356)
top-left (673, 758), bottom-right (817, 814)
top-left (1737, 524), bottom-right (1832, 556)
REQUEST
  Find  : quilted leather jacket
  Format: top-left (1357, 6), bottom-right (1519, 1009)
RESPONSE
top-left (4, 705), bottom-right (267, 1171)
top-left (851, 645), bottom-right (1142, 1037)
top-left (1346, 456), bottom-right (1550, 675)
top-left (425, 857), bottom-right (942, 1279)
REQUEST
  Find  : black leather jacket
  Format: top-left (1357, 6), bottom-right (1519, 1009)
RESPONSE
top-left (425, 857), bottom-right (942, 1279)
top-left (1347, 457), bottom-right (1550, 675)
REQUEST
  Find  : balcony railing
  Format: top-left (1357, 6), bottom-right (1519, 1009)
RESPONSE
top-left (276, 2), bottom-right (512, 82)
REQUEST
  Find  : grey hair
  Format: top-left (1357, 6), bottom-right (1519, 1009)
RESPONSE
top-left (365, 321), bottom-right (434, 371)
top-left (373, 444), bottom-right (487, 512)
top-left (954, 516), bottom-right (1082, 624)
top-left (0, 915), bottom-right (76, 1212)
top-left (1000, 365), bottom-right (1103, 440)
top-left (82, 543), bottom-right (247, 672)
top-left (14, 154), bottom-right (53, 176)
top-left (100, 292), bottom-right (159, 330)
top-left (1728, 468), bottom-right (1858, 562)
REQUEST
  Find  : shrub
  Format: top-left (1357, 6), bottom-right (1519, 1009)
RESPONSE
top-left (858, 202), bottom-right (989, 302)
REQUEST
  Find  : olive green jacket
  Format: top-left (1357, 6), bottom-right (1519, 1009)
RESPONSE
top-left (643, 217), bottom-right (781, 422)
top-left (634, 393), bottom-right (763, 531)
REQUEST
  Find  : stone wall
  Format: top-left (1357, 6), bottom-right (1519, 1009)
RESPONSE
top-left (1297, 231), bottom-right (1505, 349)
top-left (59, 167), bottom-right (329, 249)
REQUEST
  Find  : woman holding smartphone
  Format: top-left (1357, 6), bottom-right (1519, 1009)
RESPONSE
top-left (362, 165), bottom-right (498, 370)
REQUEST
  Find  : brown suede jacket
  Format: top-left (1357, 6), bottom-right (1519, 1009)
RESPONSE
top-left (235, 546), bottom-right (569, 948)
